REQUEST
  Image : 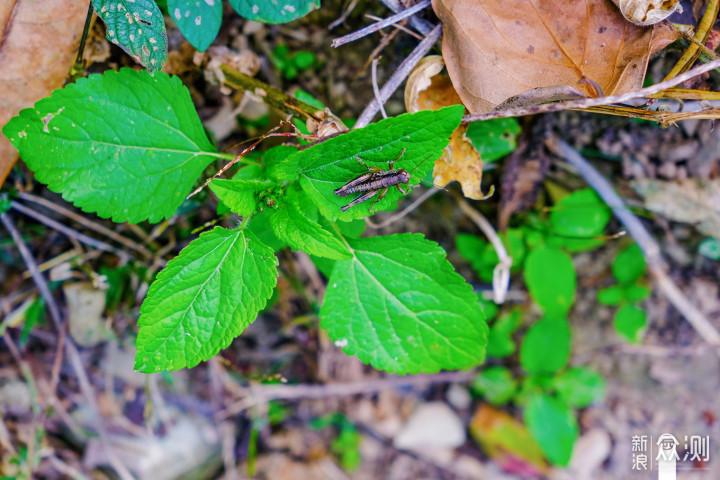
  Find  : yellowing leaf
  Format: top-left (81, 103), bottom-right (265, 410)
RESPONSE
top-left (432, 0), bottom-right (678, 113)
top-left (404, 56), bottom-right (489, 199)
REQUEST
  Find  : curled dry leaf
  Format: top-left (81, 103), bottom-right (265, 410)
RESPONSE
top-left (631, 178), bottom-right (720, 238)
top-left (0, 0), bottom-right (89, 184)
top-left (609, 0), bottom-right (682, 25)
top-left (432, 0), bottom-right (678, 113)
top-left (404, 56), bottom-right (489, 199)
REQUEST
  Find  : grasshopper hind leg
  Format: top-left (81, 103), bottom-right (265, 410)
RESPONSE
top-left (341, 189), bottom-right (379, 212)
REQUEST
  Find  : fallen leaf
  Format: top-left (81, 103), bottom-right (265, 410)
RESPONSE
top-left (610, 0), bottom-right (682, 25)
top-left (469, 404), bottom-right (547, 477)
top-left (0, 0), bottom-right (89, 185)
top-left (432, 0), bottom-right (678, 113)
top-left (405, 55), bottom-right (489, 199)
top-left (631, 178), bottom-right (720, 238)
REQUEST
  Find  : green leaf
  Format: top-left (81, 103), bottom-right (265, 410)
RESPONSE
top-left (524, 247), bottom-right (576, 315)
top-left (168, 0), bottom-right (223, 52)
top-left (248, 209), bottom-right (288, 252)
top-left (292, 51), bottom-right (316, 70)
top-left (295, 106), bottom-right (464, 221)
top-left (135, 227), bottom-right (278, 373)
top-left (524, 393), bottom-right (578, 467)
top-left (229, 0), bottom-right (320, 24)
top-left (456, 233), bottom-right (495, 283)
top-left (553, 367), bottom-right (606, 408)
top-left (2, 69), bottom-right (217, 223)
top-left (270, 197), bottom-right (352, 260)
top-left (520, 315), bottom-right (571, 375)
top-left (612, 243), bottom-right (646, 285)
top-left (597, 285), bottom-right (625, 306)
top-left (471, 366), bottom-right (517, 406)
top-left (699, 237), bottom-right (720, 260)
top-left (614, 304), bottom-right (646, 343)
top-left (549, 188), bottom-right (611, 238)
top-left (465, 118), bottom-right (520, 162)
top-left (294, 90), bottom-right (325, 110)
top-left (320, 233), bottom-right (488, 374)
top-left (92, 0), bottom-right (168, 72)
top-left (210, 179), bottom-right (274, 216)
top-left (486, 308), bottom-right (522, 358)
top-left (622, 284), bottom-right (651, 302)
top-left (264, 145), bottom-right (299, 181)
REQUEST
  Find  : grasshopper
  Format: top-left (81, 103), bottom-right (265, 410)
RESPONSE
top-left (334, 148), bottom-right (431, 213)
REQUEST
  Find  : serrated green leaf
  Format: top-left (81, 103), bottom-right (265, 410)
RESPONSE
top-left (549, 188), bottom-right (611, 238)
top-left (264, 145), bottom-right (299, 181)
top-left (248, 209), bottom-right (288, 252)
top-left (229, 0), bottom-right (320, 24)
top-left (471, 366), bottom-right (517, 406)
top-left (465, 118), bottom-right (520, 162)
top-left (524, 247), bottom-right (576, 315)
top-left (295, 106), bottom-right (464, 221)
top-left (614, 304), bottom-right (646, 343)
top-left (524, 393), bottom-right (578, 467)
top-left (320, 233), bottom-right (487, 374)
top-left (135, 227), bottom-right (278, 373)
top-left (270, 199), bottom-right (352, 260)
top-left (92, 0), bottom-right (168, 72)
top-left (168, 0), bottom-right (223, 52)
top-left (553, 367), bottom-right (606, 408)
top-left (2, 69), bottom-right (217, 223)
top-left (520, 315), bottom-right (570, 375)
top-left (210, 179), bottom-right (274, 216)
top-left (612, 243), bottom-right (646, 285)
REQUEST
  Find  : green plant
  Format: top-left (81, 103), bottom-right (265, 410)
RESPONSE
top-left (3, 70), bottom-right (488, 375)
top-left (597, 243), bottom-right (650, 342)
top-left (270, 45), bottom-right (319, 80)
top-left (463, 187), bottom-right (612, 467)
top-left (311, 413), bottom-right (362, 471)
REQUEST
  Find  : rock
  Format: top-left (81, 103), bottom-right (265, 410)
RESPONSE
top-left (393, 402), bottom-right (466, 450)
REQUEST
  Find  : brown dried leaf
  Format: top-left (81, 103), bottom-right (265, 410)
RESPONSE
top-left (631, 178), bottom-right (720, 238)
top-left (404, 56), bottom-right (489, 199)
top-left (610, 0), bottom-right (682, 25)
top-left (0, 0), bottom-right (89, 184)
top-left (432, 0), bottom-right (678, 113)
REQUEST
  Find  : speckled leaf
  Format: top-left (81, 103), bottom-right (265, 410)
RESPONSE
top-left (229, 0), bottom-right (320, 24)
top-left (135, 227), bottom-right (278, 373)
top-left (320, 233), bottom-right (488, 374)
top-left (295, 106), bottom-right (464, 221)
top-left (92, 0), bottom-right (168, 72)
top-left (168, 0), bottom-right (223, 52)
top-left (2, 69), bottom-right (217, 223)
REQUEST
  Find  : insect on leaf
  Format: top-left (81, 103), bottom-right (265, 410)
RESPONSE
top-left (3, 69), bottom-right (218, 223)
top-left (320, 233), bottom-right (488, 374)
top-left (135, 227), bottom-right (278, 373)
top-left (92, 0), bottom-right (168, 72)
top-left (168, 0), bottom-right (223, 52)
top-left (295, 106), bottom-right (464, 221)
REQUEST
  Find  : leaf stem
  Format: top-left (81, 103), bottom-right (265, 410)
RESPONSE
top-left (240, 214), bottom-right (253, 229)
top-left (327, 220), bottom-right (354, 254)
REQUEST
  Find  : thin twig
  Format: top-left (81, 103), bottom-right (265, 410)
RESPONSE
top-left (371, 58), bottom-right (388, 119)
top-left (218, 371), bottom-right (474, 419)
top-left (10, 201), bottom-right (122, 257)
top-left (379, 0), bottom-right (434, 36)
top-left (454, 194), bottom-right (512, 304)
top-left (328, 0), bottom-right (360, 30)
top-left (331, 0), bottom-right (431, 48)
top-left (365, 187), bottom-right (440, 229)
top-left (355, 23), bottom-right (442, 129)
top-left (547, 139), bottom-right (720, 347)
top-left (366, 14), bottom-right (424, 40)
top-left (17, 192), bottom-right (153, 259)
top-left (0, 212), bottom-right (135, 480)
top-left (463, 57), bottom-right (720, 123)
